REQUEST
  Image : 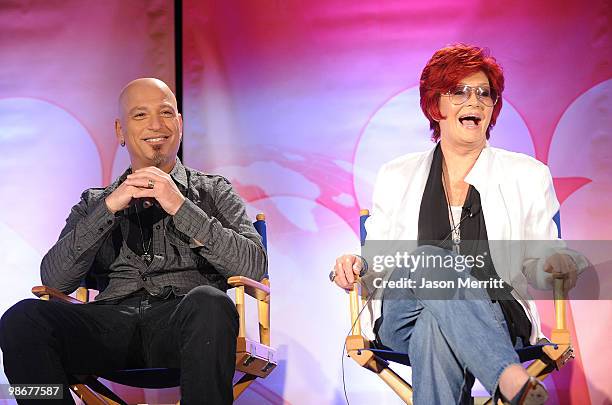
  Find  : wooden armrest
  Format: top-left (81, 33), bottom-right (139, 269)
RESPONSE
top-left (229, 277), bottom-right (271, 345)
top-left (348, 283), bottom-right (362, 336)
top-left (227, 276), bottom-right (270, 302)
top-left (552, 276), bottom-right (568, 329)
top-left (31, 286), bottom-right (83, 304)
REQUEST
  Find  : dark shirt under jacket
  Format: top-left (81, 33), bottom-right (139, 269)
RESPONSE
top-left (40, 158), bottom-right (267, 302)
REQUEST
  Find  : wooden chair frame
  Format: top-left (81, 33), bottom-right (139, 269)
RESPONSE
top-left (30, 214), bottom-right (275, 405)
top-left (345, 277), bottom-right (574, 404)
top-left (346, 210), bottom-right (574, 404)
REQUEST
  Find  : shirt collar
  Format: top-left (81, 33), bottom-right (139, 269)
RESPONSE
top-left (169, 157), bottom-right (188, 190)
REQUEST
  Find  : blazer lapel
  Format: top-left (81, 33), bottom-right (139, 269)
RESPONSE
top-left (393, 148), bottom-right (435, 240)
top-left (465, 146), bottom-right (513, 282)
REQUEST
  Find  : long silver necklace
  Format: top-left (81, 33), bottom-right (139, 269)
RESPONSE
top-left (441, 162), bottom-right (461, 254)
top-left (134, 202), bottom-right (153, 264)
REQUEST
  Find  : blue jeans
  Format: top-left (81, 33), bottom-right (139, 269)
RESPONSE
top-left (376, 246), bottom-right (522, 404)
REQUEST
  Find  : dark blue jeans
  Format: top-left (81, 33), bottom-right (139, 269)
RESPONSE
top-left (0, 285), bottom-right (239, 405)
top-left (376, 246), bottom-right (522, 404)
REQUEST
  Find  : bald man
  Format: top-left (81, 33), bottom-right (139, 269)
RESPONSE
top-left (0, 78), bottom-right (267, 404)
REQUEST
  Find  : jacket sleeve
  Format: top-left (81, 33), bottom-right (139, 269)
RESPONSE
top-left (171, 177), bottom-right (267, 281)
top-left (361, 162), bottom-right (405, 284)
top-left (364, 163), bottom-right (393, 241)
top-left (522, 165), bottom-right (589, 289)
top-left (40, 190), bottom-right (117, 293)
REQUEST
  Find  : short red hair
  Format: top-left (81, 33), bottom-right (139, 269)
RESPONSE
top-left (419, 44), bottom-right (505, 141)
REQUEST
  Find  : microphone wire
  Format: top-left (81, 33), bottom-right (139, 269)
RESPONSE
top-left (341, 287), bottom-right (376, 405)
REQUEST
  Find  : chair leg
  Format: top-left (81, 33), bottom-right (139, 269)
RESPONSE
top-left (526, 357), bottom-right (556, 379)
top-left (233, 373), bottom-right (258, 399)
top-left (70, 384), bottom-right (110, 405)
top-left (94, 394), bottom-right (124, 405)
top-left (481, 396), bottom-right (499, 405)
top-left (376, 367), bottom-right (413, 405)
top-left (347, 345), bottom-right (413, 404)
top-left (77, 376), bottom-right (128, 405)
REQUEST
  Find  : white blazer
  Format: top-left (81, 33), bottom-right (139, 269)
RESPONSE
top-left (361, 144), bottom-right (584, 345)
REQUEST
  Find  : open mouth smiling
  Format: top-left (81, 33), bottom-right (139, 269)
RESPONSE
top-left (458, 113), bottom-right (483, 128)
top-left (143, 135), bottom-right (170, 143)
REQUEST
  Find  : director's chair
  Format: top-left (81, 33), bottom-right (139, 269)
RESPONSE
top-left (345, 209), bottom-right (573, 404)
top-left (31, 213), bottom-right (275, 405)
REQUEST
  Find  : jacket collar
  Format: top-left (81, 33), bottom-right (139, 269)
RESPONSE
top-left (423, 142), bottom-right (498, 192)
top-left (463, 142), bottom-right (499, 194)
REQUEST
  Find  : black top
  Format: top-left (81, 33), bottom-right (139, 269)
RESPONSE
top-left (126, 201), bottom-right (168, 266)
top-left (418, 143), bottom-right (531, 346)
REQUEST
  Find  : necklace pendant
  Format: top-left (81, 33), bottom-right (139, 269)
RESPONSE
top-left (452, 235), bottom-right (461, 255)
top-left (142, 253), bottom-right (152, 264)
top-left (452, 244), bottom-right (460, 255)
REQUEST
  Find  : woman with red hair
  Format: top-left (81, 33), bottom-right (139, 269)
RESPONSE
top-left (331, 44), bottom-right (584, 404)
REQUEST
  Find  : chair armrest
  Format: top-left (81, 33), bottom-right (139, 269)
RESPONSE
top-left (348, 283), bottom-right (362, 336)
top-left (536, 277), bottom-right (575, 370)
top-left (227, 276), bottom-right (270, 302)
top-left (553, 277), bottom-right (569, 334)
top-left (31, 286), bottom-right (83, 304)
top-left (228, 277), bottom-right (271, 346)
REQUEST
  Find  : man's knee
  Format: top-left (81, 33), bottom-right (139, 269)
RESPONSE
top-left (0, 299), bottom-right (46, 330)
top-left (182, 285), bottom-right (234, 309)
top-left (178, 286), bottom-right (238, 329)
top-left (0, 299), bottom-right (47, 348)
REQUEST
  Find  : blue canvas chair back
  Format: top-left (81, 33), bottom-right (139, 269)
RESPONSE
top-left (553, 212), bottom-right (561, 238)
top-left (253, 214), bottom-right (268, 278)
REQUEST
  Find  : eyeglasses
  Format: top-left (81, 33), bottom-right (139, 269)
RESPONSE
top-left (443, 85), bottom-right (499, 107)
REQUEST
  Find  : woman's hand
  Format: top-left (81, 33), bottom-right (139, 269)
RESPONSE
top-left (332, 254), bottom-right (365, 290)
top-left (543, 253), bottom-right (578, 293)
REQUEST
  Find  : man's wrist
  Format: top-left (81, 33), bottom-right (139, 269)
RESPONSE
top-left (104, 197), bottom-right (118, 214)
top-left (169, 195), bottom-right (186, 216)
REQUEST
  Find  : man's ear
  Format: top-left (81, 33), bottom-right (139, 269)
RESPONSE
top-left (115, 119), bottom-right (124, 145)
top-left (178, 113), bottom-right (183, 141)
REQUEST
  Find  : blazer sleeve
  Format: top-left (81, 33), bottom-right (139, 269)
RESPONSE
top-left (364, 163), bottom-right (394, 241)
top-left (521, 164), bottom-right (589, 289)
top-left (360, 163), bottom-right (398, 284)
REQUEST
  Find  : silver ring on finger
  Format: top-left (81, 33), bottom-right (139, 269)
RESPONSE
top-left (329, 270), bottom-right (336, 282)
top-left (147, 179), bottom-right (155, 189)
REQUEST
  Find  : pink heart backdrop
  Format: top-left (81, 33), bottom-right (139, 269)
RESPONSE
top-left (0, 0), bottom-right (610, 404)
